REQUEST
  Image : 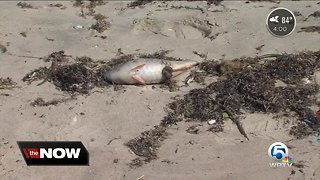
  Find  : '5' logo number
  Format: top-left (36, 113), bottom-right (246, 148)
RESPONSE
top-left (268, 142), bottom-right (289, 161)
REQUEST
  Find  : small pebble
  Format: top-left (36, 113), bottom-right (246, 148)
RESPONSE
top-left (208, 119), bottom-right (216, 125)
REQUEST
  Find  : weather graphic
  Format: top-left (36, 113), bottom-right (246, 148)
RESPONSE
top-left (269, 16), bottom-right (279, 23)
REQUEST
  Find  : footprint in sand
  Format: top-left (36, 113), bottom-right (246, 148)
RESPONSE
top-left (132, 17), bottom-right (212, 39)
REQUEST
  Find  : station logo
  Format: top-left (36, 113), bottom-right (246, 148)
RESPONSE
top-left (17, 141), bottom-right (89, 166)
top-left (268, 142), bottom-right (293, 168)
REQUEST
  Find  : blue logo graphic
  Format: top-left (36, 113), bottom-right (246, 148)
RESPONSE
top-left (268, 142), bottom-right (289, 161)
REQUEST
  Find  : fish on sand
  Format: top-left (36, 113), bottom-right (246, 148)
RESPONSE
top-left (105, 59), bottom-right (198, 85)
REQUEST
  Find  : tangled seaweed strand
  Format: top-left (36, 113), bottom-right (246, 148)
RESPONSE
top-left (207, 51), bottom-right (320, 136)
top-left (51, 64), bottom-right (96, 94)
top-left (126, 51), bottom-right (320, 167)
top-left (125, 126), bottom-right (168, 167)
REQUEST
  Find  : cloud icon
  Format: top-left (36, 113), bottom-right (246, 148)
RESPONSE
top-left (269, 16), bottom-right (279, 23)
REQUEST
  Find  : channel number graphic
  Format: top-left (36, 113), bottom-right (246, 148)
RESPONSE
top-left (268, 142), bottom-right (289, 161)
top-left (266, 7), bottom-right (296, 37)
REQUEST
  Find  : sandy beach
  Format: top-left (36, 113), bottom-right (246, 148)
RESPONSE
top-left (0, 1), bottom-right (320, 180)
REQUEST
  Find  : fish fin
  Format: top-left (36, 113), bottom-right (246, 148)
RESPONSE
top-left (132, 75), bottom-right (146, 85)
top-left (131, 64), bottom-right (145, 71)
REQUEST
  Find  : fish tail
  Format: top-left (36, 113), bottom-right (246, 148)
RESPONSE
top-left (170, 61), bottom-right (199, 71)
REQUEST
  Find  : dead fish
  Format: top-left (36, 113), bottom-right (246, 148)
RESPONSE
top-left (105, 59), bottom-right (198, 85)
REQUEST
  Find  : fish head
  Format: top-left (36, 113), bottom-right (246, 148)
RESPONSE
top-left (106, 59), bottom-right (167, 85)
top-left (129, 63), bottom-right (146, 84)
top-left (129, 63), bottom-right (145, 75)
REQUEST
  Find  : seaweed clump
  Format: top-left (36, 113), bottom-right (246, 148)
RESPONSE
top-left (128, 0), bottom-right (153, 8)
top-left (73, 0), bottom-right (106, 20)
top-left (90, 18), bottom-right (111, 33)
top-left (43, 50), bottom-right (69, 63)
top-left (49, 55), bottom-right (111, 93)
top-left (206, 51), bottom-right (320, 135)
top-left (73, 0), bottom-right (85, 7)
top-left (31, 97), bottom-right (75, 107)
top-left (0, 77), bottom-right (17, 89)
top-left (22, 51), bottom-right (136, 94)
top-left (298, 26), bottom-right (320, 34)
top-left (128, 0), bottom-right (224, 8)
top-left (125, 51), bottom-right (320, 168)
top-left (289, 122), bottom-right (315, 139)
top-left (90, 13), bottom-right (110, 33)
top-left (126, 126), bottom-right (168, 167)
top-left (17, 2), bottom-right (35, 9)
top-left (51, 64), bottom-right (96, 94)
top-left (169, 88), bottom-right (223, 123)
top-left (308, 11), bottom-right (320, 18)
top-left (206, 0), bottom-right (224, 6)
top-left (263, 53), bottom-right (319, 84)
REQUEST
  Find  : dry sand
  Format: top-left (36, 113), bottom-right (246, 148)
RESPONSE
top-left (0, 1), bottom-right (320, 180)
